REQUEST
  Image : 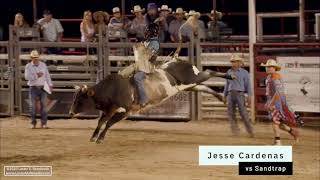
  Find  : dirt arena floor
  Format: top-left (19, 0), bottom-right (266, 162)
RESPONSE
top-left (0, 116), bottom-right (319, 180)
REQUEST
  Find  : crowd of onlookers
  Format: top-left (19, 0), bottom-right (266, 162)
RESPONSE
top-left (9, 3), bottom-right (229, 45)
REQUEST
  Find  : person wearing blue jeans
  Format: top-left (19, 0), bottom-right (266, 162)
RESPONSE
top-left (25, 50), bottom-right (53, 129)
top-left (29, 86), bottom-right (48, 126)
top-left (134, 72), bottom-right (148, 105)
top-left (223, 54), bottom-right (254, 137)
top-left (133, 23), bottom-right (160, 108)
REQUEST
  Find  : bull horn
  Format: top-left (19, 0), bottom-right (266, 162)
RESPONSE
top-left (74, 85), bottom-right (80, 90)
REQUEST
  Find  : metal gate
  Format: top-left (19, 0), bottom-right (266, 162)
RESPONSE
top-left (0, 41), bottom-right (14, 116)
top-left (17, 41), bottom-right (101, 117)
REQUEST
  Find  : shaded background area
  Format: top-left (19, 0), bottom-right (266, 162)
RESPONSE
top-left (0, 0), bottom-right (319, 40)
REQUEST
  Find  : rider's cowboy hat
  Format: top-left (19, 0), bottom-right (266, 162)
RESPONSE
top-left (185, 10), bottom-right (201, 18)
top-left (93, 11), bottom-right (109, 22)
top-left (131, 5), bottom-right (145, 14)
top-left (230, 54), bottom-right (244, 63)
top-left (30, 50), bottom-right (40, 58)
top-left (158, 5), bottom-right (172, 12)
top-left (208, 10), bottom-right (223, 20)
top-left (260, 59), bottom-right (281, 71)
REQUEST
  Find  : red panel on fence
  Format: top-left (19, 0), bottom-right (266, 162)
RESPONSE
top-left (254, 55), bottom-right (276, 119)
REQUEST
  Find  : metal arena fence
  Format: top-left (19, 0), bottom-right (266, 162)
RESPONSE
top-left (0, 27), bottom-right (319, 123)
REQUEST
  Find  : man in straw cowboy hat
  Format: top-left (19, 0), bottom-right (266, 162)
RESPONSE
top-left (169, 7), bottom-right (186, 42)
top-left (158, 4), bottom-right (175, 25)
top-left (207, 10), bottom-right (228, 40)
top-left (180, 10), bottom-right (206, 41)
top-left (223, 54), bottom-right (254, 137)
top-left (24, 50), bottom-right (53, 129)
top-left (93, 11), bottom-right (110, 34)
top-left (128, 5), bottom-right (147, 41)
top-left (154, 4), bottom-right (171, 42)
top-left (261, 59), bottom-right (300, 145)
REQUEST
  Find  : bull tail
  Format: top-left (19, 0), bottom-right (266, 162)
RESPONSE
top-left (173, 16), bottom-right (195, 58)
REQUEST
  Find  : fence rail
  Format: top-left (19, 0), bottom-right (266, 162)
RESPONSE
top-left (0, 30), bottom-right (319, 124)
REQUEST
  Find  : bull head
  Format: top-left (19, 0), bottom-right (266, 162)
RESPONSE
top-left (69, 85), bottom-right (95, 117)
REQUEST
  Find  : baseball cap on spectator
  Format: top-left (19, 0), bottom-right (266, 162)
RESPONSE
top-left (131, 5), bottom-right (145, 14)
top-left (147, 3), bottom-right (157, 10)
top-left (112, 7), bottom-right (120, 14)
top-left (43, 9), bottom-right (52, 15)
top-left (158, 5), bottom-right (172, 12)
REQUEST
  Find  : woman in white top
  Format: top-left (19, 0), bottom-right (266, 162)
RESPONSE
top-left (80, 10), bottom-right (95, 42)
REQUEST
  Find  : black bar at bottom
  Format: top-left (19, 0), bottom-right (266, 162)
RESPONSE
top-left (239, 162), bottom-right (292, 175)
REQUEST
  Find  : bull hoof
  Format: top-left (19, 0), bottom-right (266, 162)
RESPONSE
top-left (90, 137), bottom-right (97, 142)
top-left (95, 139), bottom-right (103, 144)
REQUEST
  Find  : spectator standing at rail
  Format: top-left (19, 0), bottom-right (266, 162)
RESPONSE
top-left (128, 5), bottom-right (147, 42)
top-left (93, 11), bottom-right (110, 35)
top-left (261, 59), bottom-right (300, 145)
top-left (145, 3), bottom-right (159, 26)
top-left (207, 10), bottom-right (228, 41)
top-left (25, 50), bottom-right (53, 129)
top-left (13, 13), bottom-right (30, 29)
top-left (160, 5), bottom-right (175, 25)
top-left (108, 7), bottom-right (130, 31)
top-left (207, 10), bottom-right (227, 30)
top-left (80, 10), bottom-right (95, 42)
top-left (180, 10), bottom-right (206, 42)
top-left (168, 8), bottom-right (186, 42)
top-left (37, 10), bottom-right (64, 54)
top-left (223, 54), bottom-right (254, 137)
top-left (12, 13), bottom-right (31, 49)
top-left (157, 5), bottom-right (171, 42)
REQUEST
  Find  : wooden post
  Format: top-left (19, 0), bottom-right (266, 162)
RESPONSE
top-left (190, 34), bottom-right (196, 121)
top-left (316, 13), bottom-right (320, 40)
top-left (256, 15), bottom-right (262, 42)
top-left (299, 0), bottom-right (305, 42)
top-left (104, 26), bottom-right (110, 77)
top-left (98, 25), bottom-right (103, 81)
top-left (16, 43), bottom-right (22, 114)
top-left (121, 0), bottom-right (125, 18)
top-left (33, 0), bottom-right (37, 23)
top-left (212, 0), bottom-right (217, 10)
top-left (8, 27), bottom-right (14, 116)
top-left (195, 36), bottom-right (202, 121)
top-left (248, 0), bottom-right (256, 123)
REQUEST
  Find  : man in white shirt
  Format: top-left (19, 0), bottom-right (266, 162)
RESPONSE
top-left (25, 50), bottom-right (53, 129)
top-left (37, 10), bottom-right (64, 54)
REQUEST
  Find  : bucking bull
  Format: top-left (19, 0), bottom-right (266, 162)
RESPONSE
top-left (69, 43), bottom-right (235, 144)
